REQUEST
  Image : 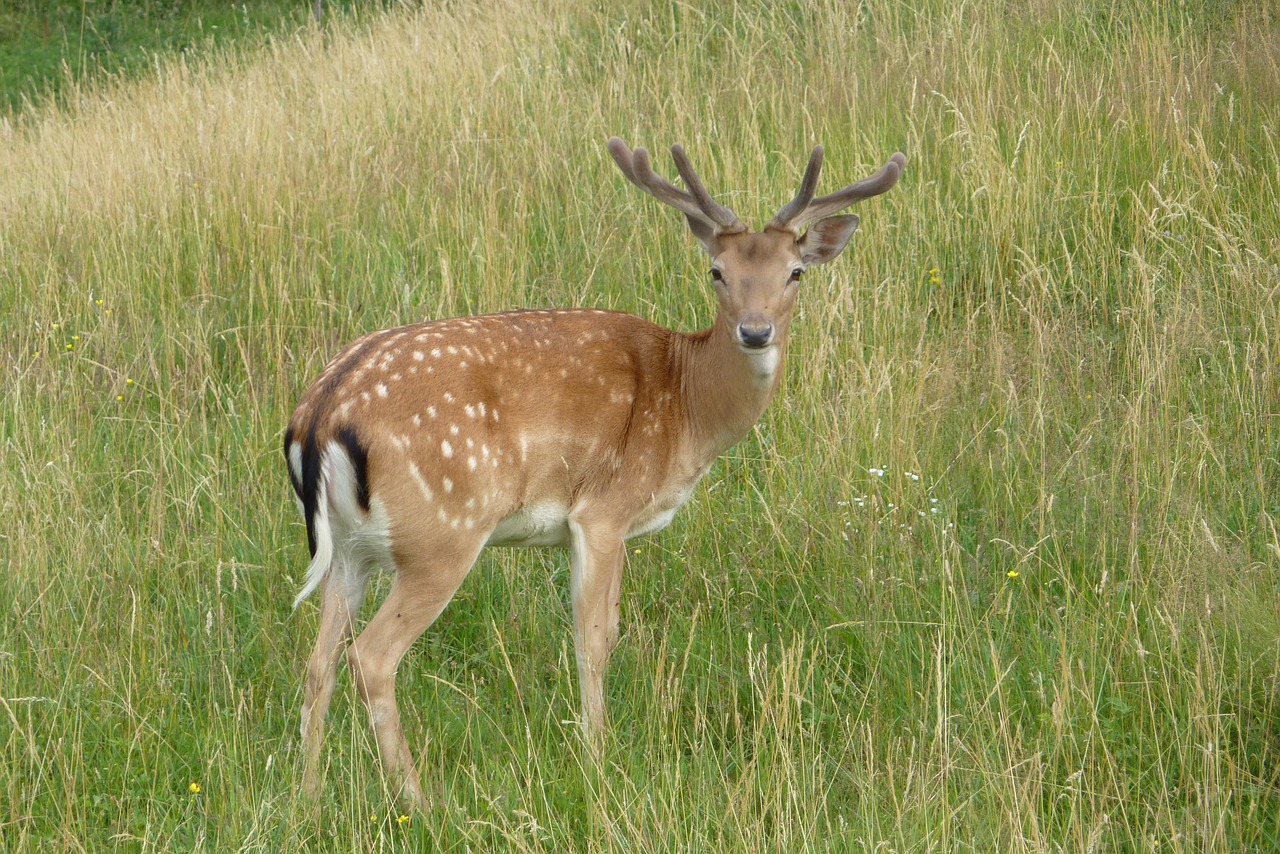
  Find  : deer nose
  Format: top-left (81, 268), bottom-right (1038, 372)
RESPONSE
top-left (737, 320), bottom-right (774, 349)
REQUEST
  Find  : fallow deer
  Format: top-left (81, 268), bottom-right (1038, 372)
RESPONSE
top-left (285, 137), bottom-right (905, 809)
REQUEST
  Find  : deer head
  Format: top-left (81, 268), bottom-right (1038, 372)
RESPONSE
top-left (607, 137), bottom-right (906, 362)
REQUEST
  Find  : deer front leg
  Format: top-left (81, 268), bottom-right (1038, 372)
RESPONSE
top-left (605, 545), bottom-right (626, 657)
top-left (567, 517), bottom-right (626, 743)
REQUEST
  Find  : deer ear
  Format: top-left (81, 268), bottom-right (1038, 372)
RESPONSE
top-left (684, 214), bottom-right (719, 256)
top-left (798, 214), bottom-right (860, 266)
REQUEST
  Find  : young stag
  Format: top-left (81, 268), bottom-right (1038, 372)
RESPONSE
top-left (285, 137), bottom-right (905, 808)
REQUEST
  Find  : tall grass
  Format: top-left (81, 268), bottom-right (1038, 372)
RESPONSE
top-left (2, 0), bottom-right (1277, 849)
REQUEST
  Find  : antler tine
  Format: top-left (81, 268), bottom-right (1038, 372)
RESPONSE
top-left (608, 137), bottom-right (744, 233)
top-left (787, 153), bottom-right (907, 230)
top-left (606, 136), bottom-right (640, 183)
top-left (670, 144), bottom-right (741, 230)
top-left (633, 147), bottom-right (710, 221)
top-left (608, 136), bottom-right (714, 226)
top-left (770, 145), bottom-right (825, 229)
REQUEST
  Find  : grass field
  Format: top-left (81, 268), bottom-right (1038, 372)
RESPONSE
top-left (0, 0), bottom-right (322, 115)
top-left (2, 0), bottom-right (1278, 849)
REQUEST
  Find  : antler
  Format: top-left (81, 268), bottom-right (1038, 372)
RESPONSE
top-left (607, 137), bottom-right (743, 233)
top-left (772, 151), bottom-right (907, 231)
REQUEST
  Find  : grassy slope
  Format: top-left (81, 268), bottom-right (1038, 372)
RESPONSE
top-left (0, 0), bottom-right (324, 115)
top-left (1, 0), bottom-right (1278, 849)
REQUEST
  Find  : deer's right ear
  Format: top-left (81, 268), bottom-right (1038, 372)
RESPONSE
top-left (684, 214), bottom-right (718, 256)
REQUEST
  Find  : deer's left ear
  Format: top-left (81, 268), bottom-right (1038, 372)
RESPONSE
top-left (684, 214), bottom-right (719, 256)
top-left (798, 214), bottom-right (860, 266)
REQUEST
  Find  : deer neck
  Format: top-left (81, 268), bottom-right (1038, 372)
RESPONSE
top-left (673, 314), bottom-right (786, 465)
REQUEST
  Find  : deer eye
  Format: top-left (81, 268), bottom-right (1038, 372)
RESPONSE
top-left (710, 268), bottom-right (724, 283)
top-left (789, 267), bottom-right (804, 282)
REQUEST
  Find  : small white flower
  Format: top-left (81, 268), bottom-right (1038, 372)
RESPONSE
top-left (869, 467), bottom-right (886, 477)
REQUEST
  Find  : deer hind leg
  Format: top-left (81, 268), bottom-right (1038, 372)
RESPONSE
top-left (301, 561), bottom-right (370, 801)
top-left (346, 538), bottom-right (485, 812)
top-left (568, 517), bottom-right (626, 744)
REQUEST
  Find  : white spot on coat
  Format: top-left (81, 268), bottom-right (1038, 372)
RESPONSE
top-left (408, 462), bottom-right (434, 501)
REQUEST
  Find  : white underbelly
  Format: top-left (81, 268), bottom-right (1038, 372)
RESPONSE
top-left (485, 500), bottom-right (571, 547)
top-left (625, 480), bottom-right (699, 539)
top-left (484, 471), bottom-right (706, 547)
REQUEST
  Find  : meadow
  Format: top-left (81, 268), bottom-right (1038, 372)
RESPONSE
top-left (1, 0), bottom-right (1278, 849)
top-left (0, 0), bottom-right (326, 114)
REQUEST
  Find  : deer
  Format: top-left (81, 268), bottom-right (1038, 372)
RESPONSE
top-left (284, 136), bottom-right (905, 809)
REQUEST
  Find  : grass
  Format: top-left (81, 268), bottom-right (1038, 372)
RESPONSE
top-left (0, 0), bottom-right (320, 115)
top-left (0, 0), bottom-right (401, 116)
top-left (1, 0), bottom-right (1278, 849)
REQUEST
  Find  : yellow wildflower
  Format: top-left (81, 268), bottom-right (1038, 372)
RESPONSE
top-left (1006, 570), bottom-right (1020, 579)
top-left (189, 782), bottom-right (201, 795)
top-left (396, 814), bottom-right (411, 826)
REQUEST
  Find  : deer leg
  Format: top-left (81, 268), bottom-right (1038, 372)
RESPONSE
top-left (605, 546), bottom-right (625, 656)
top-left (346, 545), bottom-right (480, 812)
top-left (301, 565), bottom-right (369, 800)
top-left (568, 518), bottom-right (626, 743)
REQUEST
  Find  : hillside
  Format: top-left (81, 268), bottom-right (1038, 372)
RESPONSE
top-left (1, 0), bottom-right (1277, 848)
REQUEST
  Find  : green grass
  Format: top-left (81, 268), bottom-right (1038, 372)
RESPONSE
top-left (0, 0), bottom-right (382, 115)
top-left (2, 0), bottom-right (1278, 849)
